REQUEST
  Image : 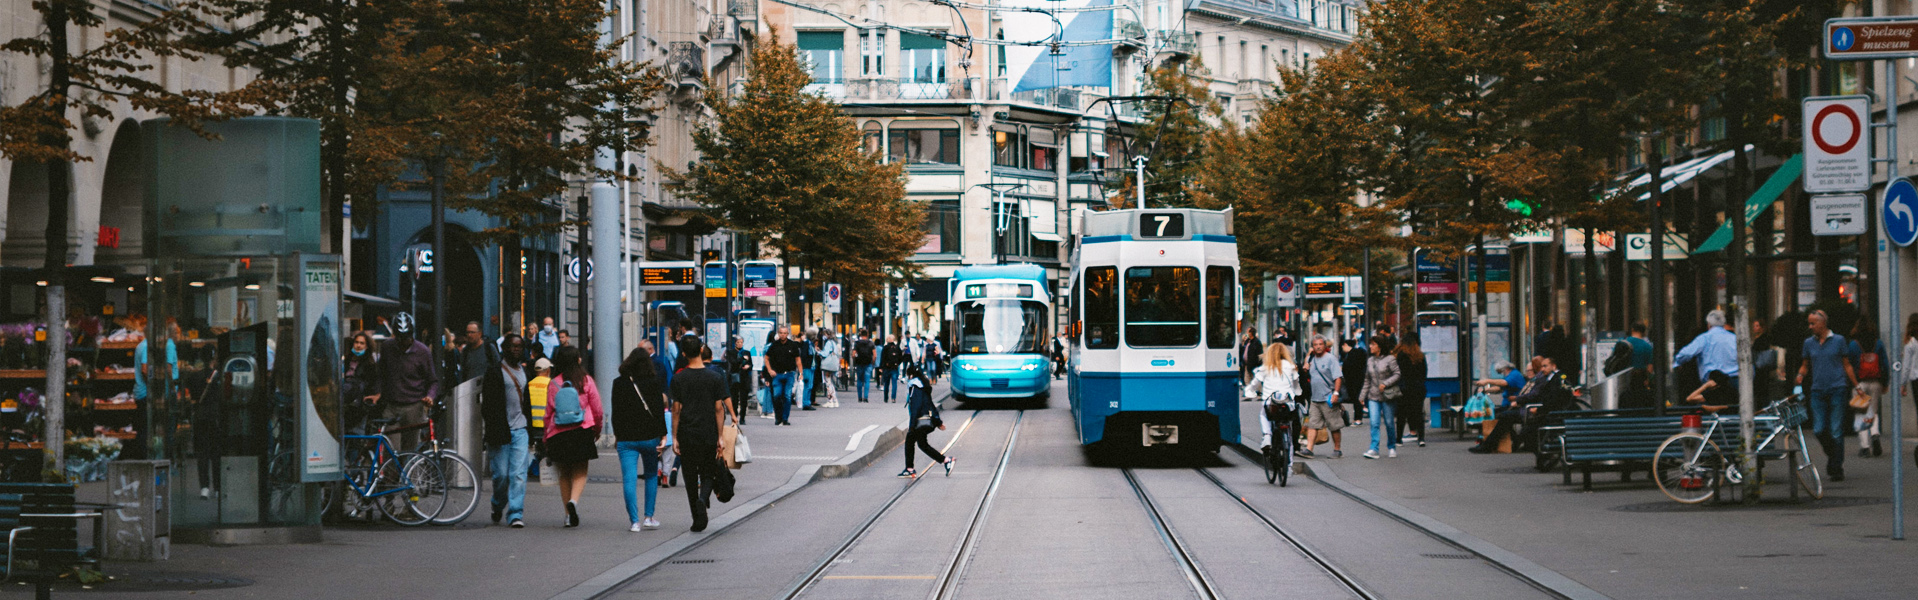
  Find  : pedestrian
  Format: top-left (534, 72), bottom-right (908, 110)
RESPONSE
top-left (341, 331), bottom-right (379, 434)
top-left (819, 330), bottom-right (842, 408)
top-left (526, 358), bottom-right (552, 480)
top-left (1054, 333), bottom-right (1071, 379)
top-left (1362, 334), bottom-right (1400, 459)
top-left (1340, 337), bottom-right (1368, 424)
top-left (461, 321), bottom-right (493, 386)
top-left (801, 331), bottom-right (820, 411)
top-left (1300, 335), bottom-right (1345, 459)
top-left (1903, 314), bottom-right (1918, 466)
top-left (853, 330), bottom-right (876, 402)
top-left (1245, 341), bottom-right (1300, 450)
top-left (1752, 319), bottom-right (1786, 404)
top-left (613, 342), bottom-right (670, 531)
top-left (1797, 310), bottom-right (1857, 482)
top-left (899, 364), bottom-right (954, 478)
top-left (880, 334), bottom-right (906, 402)
top-left (1470, 355), bottom-right (1572, 453)
top-left (669, 337), bottom-right (732, 532)
top-left (1239, 331), bottom-right (1264, 386)
top-left (376, 312), bottom-right (439, 454)
top-left (1394, 337), bottom-right (1428, 448)
top-left (1849, 317), bottom-right (1886, 458)
top-left (537, 317), bottom-right (560, 359)
top-left (765, 328), bottom-right (801, 425)
top-left (480, 333), bottom-right (531, 528)
top-left (544, 345), bottom-right (603, 527)
top-left (1673, 309), bottom-right (1739, 394)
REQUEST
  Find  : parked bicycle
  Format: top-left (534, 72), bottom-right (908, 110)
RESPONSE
top-left (332, 423), bottom-right (443, 526)
top-left (402, 405), bottom-right (479, 526)
top-left (1652, 395), bottom-right (1822, 504)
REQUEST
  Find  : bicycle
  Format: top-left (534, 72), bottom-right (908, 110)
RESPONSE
top-left (404, 405), bottom-right (479, 526)
top-left (1652, 395), bottom-right (1822, 504)
top-left (1262, 396), bottom-right (1298, 486)
top-left (334, 426), bottom-right (443, 526)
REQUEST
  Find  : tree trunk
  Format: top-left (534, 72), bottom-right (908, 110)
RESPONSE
top-left (41, 0), bottom-right (75, 476)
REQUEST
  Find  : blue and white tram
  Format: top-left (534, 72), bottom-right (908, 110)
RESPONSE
top-left (946, 264), bottom-right (1054, 402)
top-left (1067, 208), bottom-right (1240, 451)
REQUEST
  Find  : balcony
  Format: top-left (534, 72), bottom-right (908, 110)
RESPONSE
top-left (1115, 19), bottom-right (1147, 51)
top-left (1236, 78), bottom-right (1273, 98)
top-left (727, 0), bottom-right (758, 24)
top-left (810, 77), bottom-right (982, 101)
top-left (1155, 30), bottom-right (1196, 58)
top-left (1010, 87), bottom-right (1080, 111)
top-left (666, 42), bottom-right (705, 90)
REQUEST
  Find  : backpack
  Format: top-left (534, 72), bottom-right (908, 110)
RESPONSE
top-left (1859, 345), bottom-right (1884, 381)
top-left (854, 340), bottom-right (875, 366)
top-left (551, 380), bottom-right (585, 427)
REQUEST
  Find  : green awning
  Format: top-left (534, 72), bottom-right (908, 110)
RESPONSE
top-left (901, 33), bottom-right (946, 50)
top-left (797, 31), bottom-right (844, 50)
top-left (1691, 154), bottom-right (1802, 253)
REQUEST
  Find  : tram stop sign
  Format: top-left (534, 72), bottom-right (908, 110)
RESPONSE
top-left (1885, 178), bottom-right (1918, 247)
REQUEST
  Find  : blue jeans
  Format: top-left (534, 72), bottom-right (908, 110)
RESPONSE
top-left (1366, 400), bottom-right (1397, 453)
top-left (880, 368), bottom-right (899, 401)
top-left (1808, 386), bottom-right (1849, 468)
top-left (772, 372), bottom-right (795, 423)
top-left (802, 367), bottom-right (817, 408)
top-left (486, 429), bottom-right (530, 522)
top-left (857, 365), bottom-right (873, 400)
top-left (616, 440), bottom-right (661, 522)
top-left (757, 385), bottom-right (774, 415)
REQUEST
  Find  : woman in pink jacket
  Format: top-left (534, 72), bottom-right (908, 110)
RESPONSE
top-left (545, 346), bottom-right (603, 527)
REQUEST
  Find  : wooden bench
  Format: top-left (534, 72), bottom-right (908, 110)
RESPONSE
top-left (0, 483), bottom-right (102, 599)
top-left (1560, 416), bottom-right (1686, 490)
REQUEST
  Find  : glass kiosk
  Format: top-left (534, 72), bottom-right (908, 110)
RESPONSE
top-left (142, 117), bottom-right (341, 543)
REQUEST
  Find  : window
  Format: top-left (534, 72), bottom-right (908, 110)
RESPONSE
top-left (862, 122), bottom-right (883, 155)
top-left (1031, 145), bottom-right (1057, 171)
top-left (955, 299), bottom-right (1048, 354)
top-left (902, 33), bottom-right (946, 83)
top-left (1206, 266), bottom-right (1234, 349)
top-left (1124, 266), bottom-right (1200, 347)
top-left (889, 128), bottom-right (960, 165)
top-left (921, 199), bottom-right (961, 253)
top-left (861, 29), bottom-right (886, 75)
top-left (798, 31), bottom-right (844, 83)
top-left (994, 129), bottom-right (1028, 168)
top-left (1083, 267), bottom-right (1118, 349)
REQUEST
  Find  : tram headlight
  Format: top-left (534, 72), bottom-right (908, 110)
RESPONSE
top-left (960, 363), bottom-right (979, 371)
top-left (1020, 363), bottom-right (1041, 371)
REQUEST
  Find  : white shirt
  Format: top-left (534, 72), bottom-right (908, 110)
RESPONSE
top-left (1248, 362), bottom-right (1300, 402)
top-left (1903, 338), bottom-right (1918, 383)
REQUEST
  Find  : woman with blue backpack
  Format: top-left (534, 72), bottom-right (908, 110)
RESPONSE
top-left (545, 346), bottom-right (603, 527)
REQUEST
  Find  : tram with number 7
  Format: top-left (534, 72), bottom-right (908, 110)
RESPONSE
top-left (1067, 208), bottom-right (1240, 452)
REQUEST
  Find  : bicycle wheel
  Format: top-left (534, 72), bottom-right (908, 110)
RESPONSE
top-left (1276, 431), bottom-right (1293, 487)
top-left (339, 449), bottom-right (380, 522)
top-left (425, 452), bottom-right (480, 525)
top-left (1264, 438), bottom-right (1280, 484)
top-left (380, 453), bottom-right (439, 526)
top-left (1653, 433), bottom-right (1723, 504)
top-left (1791, 428), bottom-right (1825, 500)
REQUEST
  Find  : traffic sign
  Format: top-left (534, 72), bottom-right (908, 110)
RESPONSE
top-left (1803, 96), bottom-right (1872, 193)
top-left (1811, 194), bottom-right (1869, 237)
top-left (1273, 275), bottom-right (1298, 308)
top-left (826, 283), bottom-right (843, 314)
top-left (1826, 17), bottom-right (1918, 60)
top-left (567, 258), bottom-right (594, 283)
top-left (1885, 178), bottom-right (1918, 247)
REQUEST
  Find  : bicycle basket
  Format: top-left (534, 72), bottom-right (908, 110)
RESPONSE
top-left (1779, 400), bottom-right (1809, 429)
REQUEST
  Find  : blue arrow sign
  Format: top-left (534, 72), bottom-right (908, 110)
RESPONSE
top-left (1885, 177), bottom-right (1918, 247)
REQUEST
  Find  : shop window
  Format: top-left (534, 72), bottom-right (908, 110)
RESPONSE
top-left (862, 122), bottom-right (883, 155)
top-left (889, 128), bottom-right (960, 165)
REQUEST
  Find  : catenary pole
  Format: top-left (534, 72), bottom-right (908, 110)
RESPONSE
top-left (1885, 58), bottom-right (1905, 541)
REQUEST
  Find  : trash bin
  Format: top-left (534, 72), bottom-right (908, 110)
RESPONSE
top-left (106, 460), bottom-right (171, 561)
top-left (1587, 370), bottom-right (1631, 411)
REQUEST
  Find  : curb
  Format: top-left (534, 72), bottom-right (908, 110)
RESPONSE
top-left (1230, 443), bottom-right (1610, 600)
top-left (551, 420), bottom-right (909, 600)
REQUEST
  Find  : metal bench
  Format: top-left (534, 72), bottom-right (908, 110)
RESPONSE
top-left (1560, 416), bottom-right (1686, 490)
top-left (1533, 408), bottom-right (1657, 472)
top-left (0, 483), bottom-right (103, 600)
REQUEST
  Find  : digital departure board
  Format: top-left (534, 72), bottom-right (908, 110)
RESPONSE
top-left (639, 263), bottom-right (698, 290)
top-left (1302, 277), bottom-right (1346, 299)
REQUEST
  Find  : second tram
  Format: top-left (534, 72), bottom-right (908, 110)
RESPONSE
top-left (947, 264), bottom-right (1054, 403)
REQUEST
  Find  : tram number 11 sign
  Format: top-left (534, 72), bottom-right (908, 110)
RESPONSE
top-left (1803, 95), bottom-right (1872, 194)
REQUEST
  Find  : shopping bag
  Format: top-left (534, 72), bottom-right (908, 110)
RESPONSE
top-left (734, 428), bottom-right (753, 465)
top-left (714, 464), bottom-right (736, 503)
top-left (719, 418), bottom-right (741, 469)
top-left (1463, 393), bottom-right (1494, 425)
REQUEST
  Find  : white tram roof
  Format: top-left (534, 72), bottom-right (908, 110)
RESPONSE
top-left (1079, 208), bottom-right (1234, 240)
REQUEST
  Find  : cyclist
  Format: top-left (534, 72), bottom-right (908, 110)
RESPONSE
top-left (1244, 342), bottom-right (1301, 452)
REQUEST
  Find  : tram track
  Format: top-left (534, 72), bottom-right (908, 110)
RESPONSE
top-left (781, 408), bottom-right (1026, 600)
top-left (1120, 466), bottom-right (1382, 600)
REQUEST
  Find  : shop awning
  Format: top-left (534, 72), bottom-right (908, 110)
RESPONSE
top-left (1612, 145), bottom-right (1749, 201)
top-left (1691, 154), bottom-right (1803, 254)
top-left (345, 290), bottom-right (401, 307)
top-left (1030, 231), bottom-right (1064, 242)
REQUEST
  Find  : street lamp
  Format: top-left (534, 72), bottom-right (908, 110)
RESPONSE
top-left (971, 182), bottom-right (1027, 264)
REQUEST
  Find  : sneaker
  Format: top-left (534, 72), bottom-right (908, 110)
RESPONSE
top-left (1330, 450), bottom-right (1342, 459)
top-left (897, 468), bottom-right (917, 478)
top-left (643, 517), bottom-right (661, 530)
top-left (759, 414), bottom-right (774, 420)
top-left (492, 507), bottom-right (503, 524)
top-left (802, 406), bottom-right (817, 411)
top-left (1363, 450), bottom-right (1380, 459)
top-left (691, 515), bottom-right (708, 533)
top-left (943, 457), bottom-right (956, 476)
top-left (565, 501), bottom-right (580, 528)
top-left (630, 522), bottom-right (643, 532)
top-left (1418, 440), bottom-right (1426, 448)
top-left (1297, 448), bottom-right (1316, 458)
top-left (1388, 448), bottom-right (1397, 458)
top-left (1861, 448), bottom-right (1872, 459)
top-left (1468, 446), bottom-right (1493, 454)
top-left (509, 519), bottom-right (525, 528)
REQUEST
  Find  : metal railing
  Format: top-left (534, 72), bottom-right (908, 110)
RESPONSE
top-left (1236, 78), bottom-right (1273, 98)
top-left (728, 0), bottom-right (758, 21)
top-left (667, 42), bottom-right (705, 86)
top-left (1156, 30), bottom-right (1196, 57)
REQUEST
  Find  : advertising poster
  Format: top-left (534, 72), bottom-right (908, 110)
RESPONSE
top-left (300, 256), bottom-right (344, 481)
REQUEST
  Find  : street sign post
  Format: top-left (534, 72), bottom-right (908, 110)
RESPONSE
top-left (1826, 17), bottom-right (1918, 60)
top-left (1802, 96), bottom-right (1871, 193)
top-left (1885, 178), bottom-right (1918, 247)
top-left (1811, 194), bottom-right (1869, 237)
top-left (1273, 275), bottom-right (1297, 308)
top-left (826, 283), bottom-right (843, 314)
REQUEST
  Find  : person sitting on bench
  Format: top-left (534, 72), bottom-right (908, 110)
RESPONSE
top-left (1469, 355), bottom-right (1572, 454)
top-left (1684, 370), bottom-right (1736, 412)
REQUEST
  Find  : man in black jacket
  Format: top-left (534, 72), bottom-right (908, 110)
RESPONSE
top-left (879, 335), bottom-right (906, 403)
top-left (480, 334), bottom-right (532, 527)
top-left (853, 331), bottom-right (877, 402)
top-left (1469, 355), bottom-right (1571, 454)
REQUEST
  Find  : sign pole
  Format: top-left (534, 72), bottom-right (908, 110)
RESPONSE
top-left (1886, 58), bottom-right (1905, 542)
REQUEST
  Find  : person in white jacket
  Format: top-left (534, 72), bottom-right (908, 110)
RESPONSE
top-left (1244, 342), bottom-right (1301, 450)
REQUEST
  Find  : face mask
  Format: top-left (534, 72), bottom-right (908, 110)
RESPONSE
top-left (352, 347), bottom-right (366, 357)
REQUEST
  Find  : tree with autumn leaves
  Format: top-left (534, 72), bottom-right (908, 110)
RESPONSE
top-left (666, 29), bottom-right (923, 300)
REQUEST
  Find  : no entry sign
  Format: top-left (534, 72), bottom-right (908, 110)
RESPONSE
top-left (1803, 96), bottom-right (1872, 193)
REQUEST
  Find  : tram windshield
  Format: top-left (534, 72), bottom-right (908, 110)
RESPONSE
top-left (1124, 266), bottom-right (1200, 347)
top-left (955, 299), bottom-right (1048, 355)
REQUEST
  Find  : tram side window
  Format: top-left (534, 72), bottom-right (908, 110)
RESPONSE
top-left (1206, 266), bottom-right (1234, 349)
top-left (1124, 266), bottom-right (1200, 347)
top-left (1084, 267), bottom-right (1118, 349)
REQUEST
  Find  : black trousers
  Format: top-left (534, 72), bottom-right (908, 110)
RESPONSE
top-left (905, 424), bottom-right (945, 469)
top-left (1479, 407), bottom-right (1526, 449)
top-left (680, 443), bottom-right (719, 519)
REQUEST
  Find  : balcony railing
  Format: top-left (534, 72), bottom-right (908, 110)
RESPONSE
top-left (667, 42), bottom-right (705, 88)
top-left (1010, 87), bottom-right (1080, 110)
top-left (1235, 78), bottom-right (1273, 98)
top-left (728, 0), bottom-right (758, 22)
top-left (1115, 19), bottom-right (1147, 48)
top-left (1156, 30), bottom-right (1196, 57)
top-left (808, 77), bottom-right (982, 101)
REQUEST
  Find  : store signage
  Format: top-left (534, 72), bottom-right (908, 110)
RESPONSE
top-left (1624, 231), bottom-right (1691, 261)
top-left (1811, 194), bottom-right (1869, 237)
top-left (638, 261), bottom-right (697, 291)
top-left (566, 258), bottom-right (593, 282)
top-left (1803, 96), bottom-right (1872, 193)
top-left (96, 226), bottom-right (120, 249)
top-left (1825, 17), bottom-right (1918, 60)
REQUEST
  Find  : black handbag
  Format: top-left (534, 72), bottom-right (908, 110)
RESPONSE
top-left (714, 463), bottom-right (736, 503)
